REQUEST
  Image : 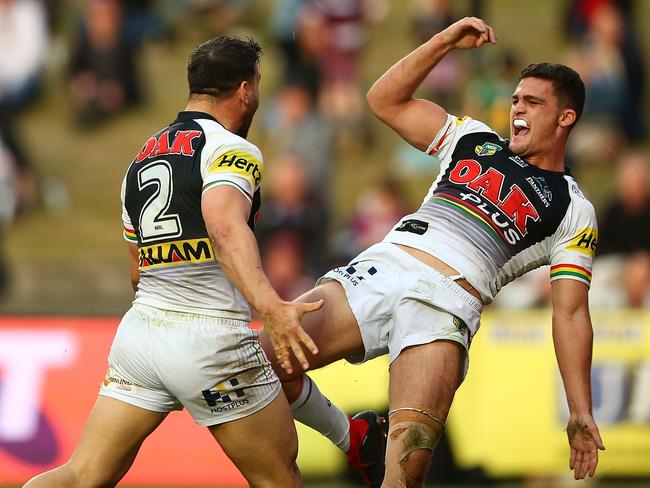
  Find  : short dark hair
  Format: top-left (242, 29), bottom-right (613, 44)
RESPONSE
top-left (519, 62), bottom-right (585, 124)
top-left (187, 36), bottom-right (262, 99)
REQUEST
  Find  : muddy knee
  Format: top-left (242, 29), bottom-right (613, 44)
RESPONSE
top-left (385, 422), bottom-right (441, 487)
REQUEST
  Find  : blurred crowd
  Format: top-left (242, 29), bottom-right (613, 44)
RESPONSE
top-left (0, 0), bottom-right (649, 309)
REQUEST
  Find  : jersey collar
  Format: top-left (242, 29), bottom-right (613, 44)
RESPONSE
top-left (175, 111), bottom-right (225, 128)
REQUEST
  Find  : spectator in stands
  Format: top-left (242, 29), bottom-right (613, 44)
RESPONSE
top-left (0, 137), bottom-right (16, 295)
top-left (270, 0), bottom-right (322, 99)
top-left (411, 0), bottom-right (463, 111)
top-left (262, 232), bottom-right (315, 301)
top-left (333, 179), bottom-right (408, 262)
top-left (121, 0), bottom-right (168, 45)
top-left (262, 77), bottom-right (332, 200)
top-left (597, 151), bottom-right (650, 308)
top-left (566, 2), bottom-right (646, 160)
top-left (0, 0), bottom-right (48, 211)
top-left (68, 0), bottom-right (142, 126)
top-left (304, 0), bottom-right (386, 145)
top-left (350, 179), bottom-right (408, 252)
top-left (256, 154), bottom-right (329, 277)
top-left (463, 50), bottom-right (519, 136)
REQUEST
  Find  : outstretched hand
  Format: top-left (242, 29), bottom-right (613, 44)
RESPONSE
top-left (262, 299), bottom-right (323, 374)
top-left (438, 16), bottom-right (496, 50)
top-left (567, 415), bottom-right (605, 479)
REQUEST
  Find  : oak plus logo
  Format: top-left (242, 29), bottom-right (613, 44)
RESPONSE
top-left (0, 330), bottom-right (78, 464)
top-left (447, 159), bottom-right (541, 245)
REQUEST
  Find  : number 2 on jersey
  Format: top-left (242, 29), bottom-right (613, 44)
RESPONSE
top-left (138, 160), bottom-right (182, 243)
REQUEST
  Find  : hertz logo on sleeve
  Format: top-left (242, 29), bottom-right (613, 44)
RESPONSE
top-left (566, 228), bottom-right (598, 257)
top-left (139, 238), bottom-right (214, 269)
top-left (208, 150), bottom-right (263, 186)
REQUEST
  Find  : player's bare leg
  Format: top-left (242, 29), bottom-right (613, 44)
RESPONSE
top-left (260, 281), bottom-right (388, 486)
top-left (23, 396), bottom-right (167, 488)
top-left (382, 340), bottom-right (465, 488)
top-left (260, 280), bottom-right (365, 400)
top-left (208, 392), bottom-right (301, 487)
top-left (259, 281), bottom-right (364, 452)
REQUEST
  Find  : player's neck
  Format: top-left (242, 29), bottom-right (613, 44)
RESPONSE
top-left (526, 154), bottom-right (566, 172)
top-left (523, 139), bottom-right (568, 173)
top-left (184, 98), bottom-right (243, 135)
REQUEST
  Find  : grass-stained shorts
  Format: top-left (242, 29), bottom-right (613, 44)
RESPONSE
top-left (99, 303), bottom-right (280, 426)
top-left (319, 242), bottom-right (483, 377)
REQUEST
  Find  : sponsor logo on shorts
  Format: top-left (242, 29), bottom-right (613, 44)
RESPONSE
top-left (102, 369), bottom-right (135, 391)
top-left (475, 142), bottom-right (502, 157)
top-left (202, 377), bottom-right (249, 414)
top-left (331, 262), bottom-right (378, 287)
top-left (208, 150), bottom-right (263, 186)
top-left (453, 316), bottom-right (468, 335)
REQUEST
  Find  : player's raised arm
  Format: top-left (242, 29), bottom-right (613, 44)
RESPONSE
top-left (550, 279), bottom-right (605, 480)
top-left (366, 17), bottom-right (496, 151)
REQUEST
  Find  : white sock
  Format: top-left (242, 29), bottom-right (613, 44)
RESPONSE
top-left (291, 375), bottom-right (351, 452)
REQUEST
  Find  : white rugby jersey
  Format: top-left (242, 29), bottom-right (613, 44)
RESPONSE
top-left (384, 114), bottom-right (598, 304)
top-left (121, 111), bottom-right (264, 320)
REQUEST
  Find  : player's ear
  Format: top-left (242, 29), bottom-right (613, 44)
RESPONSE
top-left (558, 109), bottom-right (576, 129)
top-left (236, 80), bottom-right (249, 104)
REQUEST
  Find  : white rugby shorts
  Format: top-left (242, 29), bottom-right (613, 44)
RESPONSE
top-left (319, 242), bottom-right (483, 376)
top-left (99, 303), bottom-right (280, 426)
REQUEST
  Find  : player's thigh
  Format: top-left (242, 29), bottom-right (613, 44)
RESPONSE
top-left (70, 396), bottom-right (166, 484)
top-left (260, 280), bottom-right (364, 380)
top-left (208, 392), bottom-right (300, 487)
top-left (384, 341), bottom-right (465, 485)
top-left (388, 340), bottom-right (465, 422)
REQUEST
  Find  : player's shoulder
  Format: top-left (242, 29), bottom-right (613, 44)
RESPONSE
top-left (198, 122), bottom-right (261, 158)
top-left (451, 114), bottom-right (497, 135)
top-left (428, 113), bottom-right (499, 158)
top-left (448, 115), bottom-right (503, 150)
top-left (564, 175), bottom-right (595, 211)
top-left (559, 175), bottom-right (597, 232)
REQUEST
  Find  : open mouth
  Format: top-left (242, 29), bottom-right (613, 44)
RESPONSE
top-left (513, 118), bottom-right (530, 137)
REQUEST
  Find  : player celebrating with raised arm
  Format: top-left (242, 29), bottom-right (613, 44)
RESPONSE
top-left (24, 36), bottom-right (321, 488)
top-left (261, 17), bottom-right (605, 487)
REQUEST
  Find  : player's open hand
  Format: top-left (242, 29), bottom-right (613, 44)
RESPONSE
top-left (261, 299), bottom-right (323, 375)
top-left (566, 414), bottom-right (605, 479)
top-left (437, 17), bottom-right (496, 50)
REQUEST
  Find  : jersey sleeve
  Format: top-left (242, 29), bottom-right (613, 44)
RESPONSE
top-left (200, 139), bottom-right (264, 204)
top-left (549, 184), bottom-right (598, 287)
top-left (426, 114), bottom-right (497, 163)
top-left (121, 172), bottom-right (137, 243)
